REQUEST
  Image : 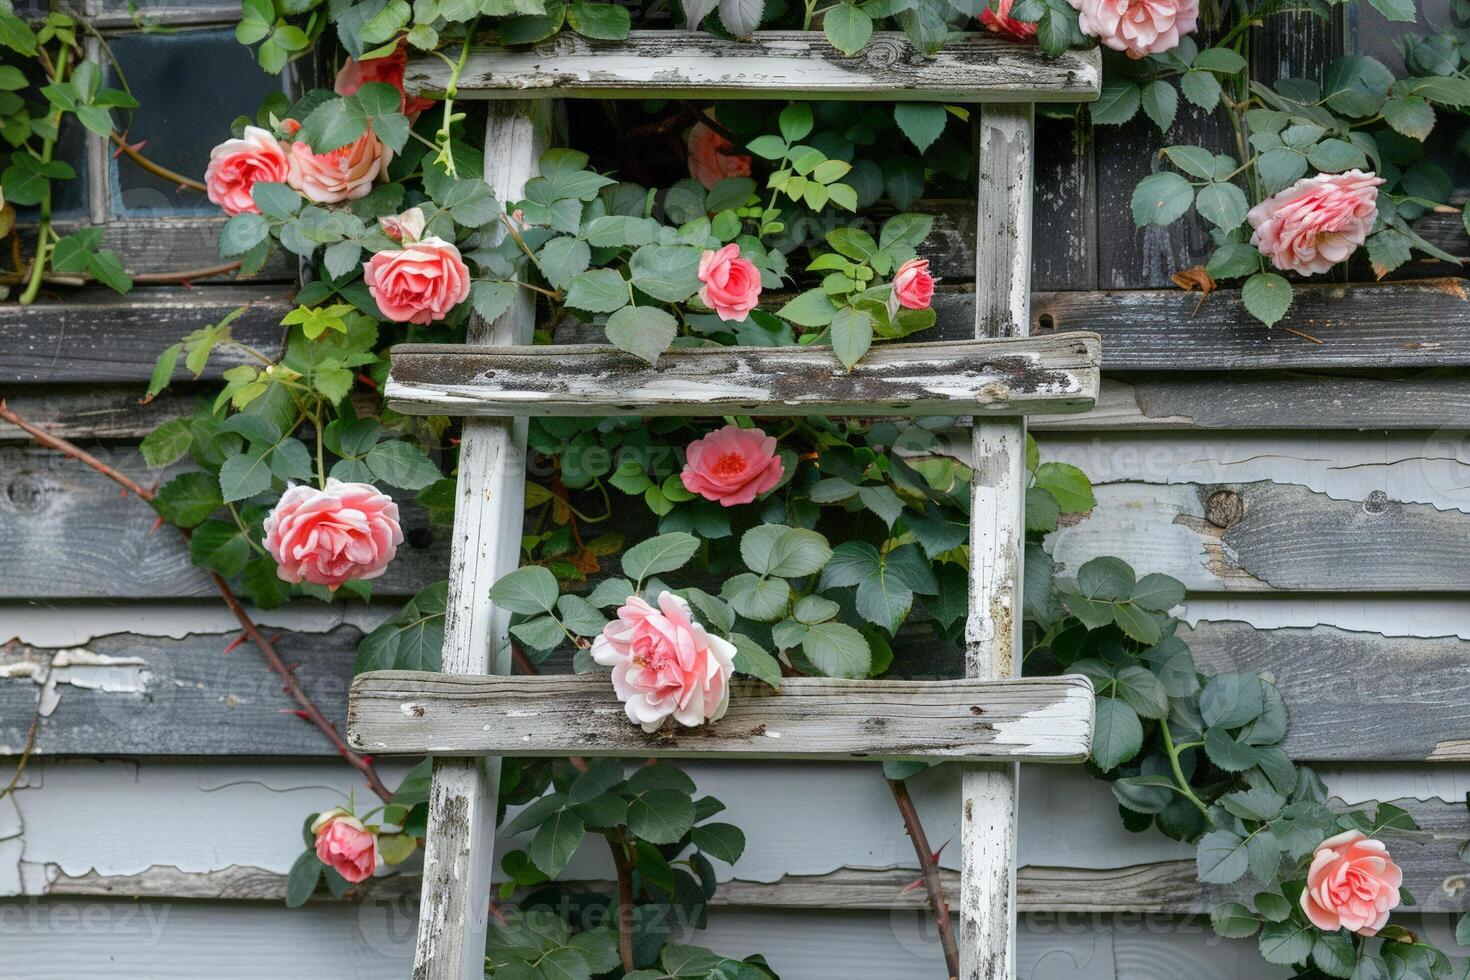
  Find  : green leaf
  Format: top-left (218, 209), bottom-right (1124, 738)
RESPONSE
top-left (627, 788), bottom-right (695, 844)
top-left (1259, 919), bottom-right (1314, 966)
top-left (1207, 243), bottom-right (1262, 280)
top-left (829, 306), bottom-right (873, 369)
top-left (1209, 902), bottom-right (1260, 938)
top-left (1131, 172), bottom-right (1194, 227)
top-left (690, 822), bottom-right (745, 864)
top-left (893, 103), bottom-right (947, 153)
top-left (252, 181), bottom-right (301, 220)
top-left (1089, 80), bottom-right (1140, 125)
top-left (566, 1), bottom-right (631, 37)
top-left (296, 96), bottom-right (367, 155)
top-left (140, 419), bottom-right (194, 469)
top-left (740, 525), bottom-right (831, 577)
top-left (1076, 556), bottom-right (1134, 600)
top-left (822, 3), bottom-right (872, 55)
top-left (628, 244), bottom-right (702, 303)
top-left (722, 573), bottom-right (791, 622)
top-left (800, 621), bottom-right (871, 678)
top-left (1195, 182), bottom-right (1249, 231)
top-left (1312, 930), bottom-right (1356, 978)
top-left (605, 305), bottom-right (677, 365)
top-left (1193, 47), bottom-right (1248, 72)
top-left (218, 448), bottom-right (273, 502)
top-left (1180, 71), bottom-right (1223, 112)
top-left (284, 850), bottom-right (322, 907)
top-left (1204, 726), bottom-right (1261, 772)
top-left (188, 519), bottom-right (251, 577)
top-left (1322, 55), bottom-right (1395, 118)
top-left (1162, 145), bottom-right (1218, 180)
top-left (366, 440), bottom-right (439, 490)
top-left (1307, 138), bottom-right (1369, 173)
top-left (1382, 96), bottom-right (1435, 140)
top-left (565, 268), bottom-right (629, 314)
top-left (778, 103), bottom-right (813, 142)
top-left (219, 213), bottom-right (271, 257)
top-left (1112, 774), bottom-right (1177, 814)
top-left (529, 806), bottom-right (586, 878)
top-left (1032, 461), bottom-right (1094, 513)
top-left (622, 531), bottom-right (699, 582)
top-left (1140, 80), bottom-right (1179, 132)
top-left (1115, 665), bottom-right (1169, 720)
top-left (151, 471), bottom-right (223, 527)
top-left (1196, 830), bottom-right (1249, 884)
top-left (1091, 698), bottom-right (1143, 771)
top-left (537, 236), bottom-right (591, 290)
top-left (729, 632), bottom-right (782, 687)
top-left (1200, 672), bottom-right (1265, 729)
top-left (777, 288), bottom-right (840, 327)
top-left (490, 566), bottom-right (560, 615)
top-left (1242, 272), bottom-right (1293, 327)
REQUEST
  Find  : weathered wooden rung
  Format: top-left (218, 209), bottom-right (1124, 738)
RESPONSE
top-left (386, 333), bottom-right (1100, 419)
top-left (348, 671), bottom-right (1095, 762)
top-left (403, 32), bottom-right (1102, 104)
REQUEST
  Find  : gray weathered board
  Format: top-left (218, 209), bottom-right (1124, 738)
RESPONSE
top-left (8, 620), bottom-right (1470, 762)
top-left (405, 32), bottom-right (1101, 103)
top-left (346, 671), bottom-right (1095, 762)
top-left (385, 335), bottom-right (1101, 418)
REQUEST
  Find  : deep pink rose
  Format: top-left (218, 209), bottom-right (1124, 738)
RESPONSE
top-left (335, 41), bottom-right (436, 120)
top-left (981, 0), bottom-right (1038, 41)
top-left (1069, 0), bottom-right (1198, 58)
top-left (285, 127), bottom-right (386, 204)
top-left (1301, 830), bottom-right (1403, 936)
top-left (311, 808), bottom-right (379, 883)
top-left (697, 244), bottom-right (762, 322)
top-left (590, 591), bottom-right (737, 732)
top-left (687, 121), bottom-right (752, 190)
top-left (680, 424), bottom-right (783, 507)
top-left (262, 479), bottom-right (404, 590)
top-left (363, 236), bottom-right (472, 324)
top-left (1247, 169), bottom-right (1384, 276)
top-left (891, 258), bottom-right (935, 311)
top-left (204, 126), bottom-right (290, 217)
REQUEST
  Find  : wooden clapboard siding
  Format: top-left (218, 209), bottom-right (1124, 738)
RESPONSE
top-left (406, 33), bottom-right (1102, 103)
top-left (0, 449), bottom-right (448, 599)
top-left (10, 620), bottom-right (1470, 761)
top-left (346, 671), bottom-right (1095, 762)
top-left (0, 286), bottom-right (292, 384)
top-left (16, 217), bottom-right (297, 282)
top-left (385, 336), bottom-right (1101, 418)
top-left (24, 793), bottom-right (1468, 914)
top-left (1048, 480), bottom-right (1470, 592)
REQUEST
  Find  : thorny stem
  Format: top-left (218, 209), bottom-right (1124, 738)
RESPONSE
top-left (606, 831), bottom-right (638, 973)
top-left (0, 399), bottom-right (393, 803)
top-left (109, 130), bottom-right (208, 192)
top-left (888, 778), bottom-right (960, 980)
top-left (20, 45), bottom-right (73, 306)
top-left (433, 18), bottom-right (479, 179)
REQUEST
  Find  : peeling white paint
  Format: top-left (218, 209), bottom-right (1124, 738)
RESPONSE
top-left (3, 602), bottom-right (395, 647)
top-left (1182, 597), bottom-right (1470, 639)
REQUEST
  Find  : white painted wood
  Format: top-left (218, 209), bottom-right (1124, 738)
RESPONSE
top-left (961, 103), bottom-right (1037, 980)
top-left (410, 100), bottom-right (549, 980)
top-left (385, 335), bottom-right (1101, 418)
top-left (404, 32), bottom-right (1102, 104)
top-left (347, 672), bottom-right (1095, 761)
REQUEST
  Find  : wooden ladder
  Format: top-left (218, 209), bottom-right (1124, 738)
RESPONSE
top-left (349, 32), bottom-right (1102, 980)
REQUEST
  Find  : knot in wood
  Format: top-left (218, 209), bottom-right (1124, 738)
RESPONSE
top-left (862, 35), bottom-right (905, 68)
top-left (976, 382), bottom-right (1011, 403)
top-left (1363, 489), bottom-right (1389, 514)
top-left (4, 473), bottom-right (43, 514)
top-left (1204, 489), bottom-right (1244, 529)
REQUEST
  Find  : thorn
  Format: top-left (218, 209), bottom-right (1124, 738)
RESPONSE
top-left (356, 372), bottom-right (378, 391)
top-left (113, 137), bottom-right (146, 160)
top-left (148, 515), bottom-right (165, 535)
top-left (222, 633), bottom-right (248, 655)
top-left (361, 754), bottom-right (375, 766)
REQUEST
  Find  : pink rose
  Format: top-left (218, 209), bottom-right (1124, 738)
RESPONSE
top-left (1247, 169), bottom-right (1384, 277)
top-left (204, 126), bottom-right (290, 217)
top-left (891, 257), bottom-right (935, 311)
top-left (697, 243), bottom-right (762, 322)
top-left (687, 120), bottom-right (752, 190)
top-left (590, 591), bottom-right (737, 732)
top-left (363, 236), bottom-right (472, 324)
top-left (1069, 0), bottom-right (1198, 58)
top-left (980, 0), bottom-right (1038, 41)
top-left (335, 40), bottom-right (437, 120)
top-left (311, 808), bottom-right (379, 883)
top-left (285, 127), bottom-right (386, 204)
top-left (379, 206), bottom-right (427, 243)
top-left (262, 479), bottom-right (404, 590)
top-left (680, 424), bottom-right (784, 507)
top-left (1300, 830), bottom-right (1403, 936)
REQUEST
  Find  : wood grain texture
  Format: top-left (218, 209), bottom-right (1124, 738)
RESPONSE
top-left (1048, 480), bottom-right (1470, 592)
top-left (961, 104), bottom-right (1035, 980)
top-left (0, 286), bottom-right (292, 384)
top-left (411, 100), bottom-right (549, 980)
top-left (347, 671), bottom-right (1096, 762)
top-left (405, 32), bottom-right (1102, 103)
top-left (0, 448), bottom-right (448, 599)
top-left (385, 335), bottom-right (1101, 419)
top-left (25, 216), bottom-right (297, 281)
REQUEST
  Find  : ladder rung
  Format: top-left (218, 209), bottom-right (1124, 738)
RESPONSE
top-left (403, 32), bottom-right (1103, 104)
top-left (386, 334), bottom-right (1100, 418)
top-left (348, 671), bottom-right (1095, 762)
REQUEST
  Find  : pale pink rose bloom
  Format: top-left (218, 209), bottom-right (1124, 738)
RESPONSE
top-left (891, 257), bottom-right (935, 311)
top-left (285, 127), bottom-right (386, 204)
top-left (379, 206), bottom-right (427, 243)
top-left (1069, 0), bottom-right (1198, 58)
top-left (697, 243), bottom-right (762, 322)
top-left (1300, 830), bottom-right (1403, 936)
top-left (335, 40), bottom-right (436, 120)
top-left (263, 479), bottom-right (404, 590)
top-left (311, 808), bottom-right (379, 883)
top-left (680, 424), bottom-right (784, 507)
top-left (1247, 169), bottom-right (1385, 276)
top-left (590, 591), bottom-right (737, 732)
top-left (363, 236), bottom-right (472, 324)
top-left (204, 126), bottom-right (290, 217)
top-left (981, 0), bottom-right (1038, 41)
top-left (687, 121), bottom-right (753, 190)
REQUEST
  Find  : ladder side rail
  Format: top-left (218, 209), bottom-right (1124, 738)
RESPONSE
top-left (411, 100), bottom-right (551, 980)
top-left (959, 103), bottom-right (1035, 980)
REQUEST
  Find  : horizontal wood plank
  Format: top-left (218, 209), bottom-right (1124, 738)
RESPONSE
top-left (23, 217), bottom-right (297, 282)
top-left (406, 32), bottom-right (1102, 103)
top-left (10, 621), bottom-right (1470, 761)
top-left (347, 671), bottom-right (1096, 762)
top-left (0, 449), bottom-right (448, 599)
top-left (386, 335), bottom-right (1101, 418)
top-left (0, 286), bottom-right (292, 384)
